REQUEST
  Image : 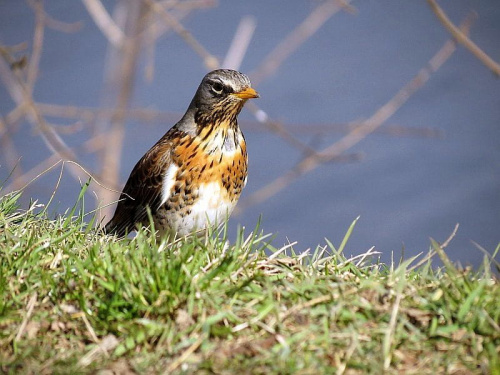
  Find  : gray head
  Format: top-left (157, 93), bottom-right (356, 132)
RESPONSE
top-left (187, 69), bottom-right (259, 126)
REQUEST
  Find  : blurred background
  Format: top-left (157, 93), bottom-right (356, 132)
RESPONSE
top-left (0, 0), bottom-right (499, 268)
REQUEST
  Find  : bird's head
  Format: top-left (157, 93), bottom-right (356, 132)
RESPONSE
top-left (190, 69), bottom-right (259, 127)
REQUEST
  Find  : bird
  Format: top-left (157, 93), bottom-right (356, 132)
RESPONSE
top-left (104, 69), bottom-right (259, 238)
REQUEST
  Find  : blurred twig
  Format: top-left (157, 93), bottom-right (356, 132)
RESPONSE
top-left (82, 0), bottom-right (126, 48)
top-left (223, 16), bottom-right (256, 70)
top-left (144, 0), bottom-right (219, 70)
top-left (26, 0), bottom-right (45, 92)
top-left (35, 103), bottom-right (442, 139)
top-left (164, 0), bottom-right (217, 10)
top-left (140, 1), bottom-right (215, 81)
top-left (0, 50), bottom-right (77, 161)
top-left (37, 103), bottom-right (179, 124)
top-left (0, 1), bottom-right (78, 164)
top-left (140, 0), bottom-right (215, 46)
top-left (0, 3), bottom-right (102, 192)
top-left (235, 13), bottom-right (476, 213)
top-left (0, 54), bottom-right (95, 187)
top-left (97, 1), bottom-right (147, 219)
top-left (250, 0), bottom-right (355, 85)
top-left (261, 121), bottom-right (443, 139)
top-left (0, 117), bottom-right (23, 186)
top-left (28, 0), bottom-right (83, 33)
top-left (427, 0), bottom-right (500, 77)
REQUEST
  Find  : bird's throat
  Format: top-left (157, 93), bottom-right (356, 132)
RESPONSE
top-left (197, 120), bottom-right (244, 156)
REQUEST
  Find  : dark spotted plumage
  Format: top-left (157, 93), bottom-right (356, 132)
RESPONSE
top-left (104, 69), bottom-right (259, 238)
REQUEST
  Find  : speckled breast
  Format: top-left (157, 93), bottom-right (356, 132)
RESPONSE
top-left (154, 127), bottom-right (248, 236)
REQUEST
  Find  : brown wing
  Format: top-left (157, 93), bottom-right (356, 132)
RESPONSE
top-left (104, 130), bottom-right (176, 237)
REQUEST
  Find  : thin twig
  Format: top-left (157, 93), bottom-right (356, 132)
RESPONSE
top-left (26, 0), bottom-right (45, 92)
top-left (34, 103), bottom-right (442, 139)
top-left (0, 116), bottom-right (24, 185)
top-left (27, 0), bottom-right (83, 33)
top-left (441, 223), bottom-right (460, 249)
top-left (98, 2), bottom-right (146, 218)
top-left (36, 102), bottom-right (179, 124)
top-left (222, 16), bottom-right (256, 70)
top-left (82, 0), bottom-right (125, 47)
top-left (144, 0), bottom-right (219, 70)
top-left (139, 3), bottom-right (195, 48)
top-left (0, 51), bottom-right (98, 191)
top-left (0, 57), bottom-right (77, 161)
top-left (2, 104), bottom-right (26, 134)
top-left (246, 103), bottom-right (323, 157)
top-left (250, 0), bottom-right (353, 85)
top-left (427, 0), bottom-right (500, 77)
top-left (275, 121), bottom-right (443, 139)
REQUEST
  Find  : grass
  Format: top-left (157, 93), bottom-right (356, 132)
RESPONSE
top-left (0, 185), bottom-right (499, 374)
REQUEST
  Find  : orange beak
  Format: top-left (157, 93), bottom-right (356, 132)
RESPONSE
top-left (233, 87), bottom-right (260, 99)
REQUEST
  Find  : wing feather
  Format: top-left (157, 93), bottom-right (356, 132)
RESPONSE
top-left (104, 129), bottom-right (179, 237)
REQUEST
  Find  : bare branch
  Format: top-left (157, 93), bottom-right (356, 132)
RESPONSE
top-left (427, 0), bottom-right (500, 77)
top-left (222, 16), bottom-right (256, 70)
top-left (27, 0), bottom-right (83, 33)
top-left (167, 0), bottom-right (217, 10)
top-left (36, 102), bottom-right (180, 124)
top-left (143, 0), bottom-right (219, 70)
top-left (26, 0), bottom-right (45, 92)
top-left (97, 2), bottom-right (147, 219)
top-left (250, 0), bottom-right (353, 85)
top-left (0, 44), bottom-right (98, 190)
top-left (82, 0), bottom-right (126, 48)
top-left (0, 116), bottom-right (23, 186)
top-left (35, 102), bottom-right (442, 139)
top-left (0, 54), bottom-right (77, 162)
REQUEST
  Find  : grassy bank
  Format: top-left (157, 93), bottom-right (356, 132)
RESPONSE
top-left (0, 189), bottom-right (499, 374)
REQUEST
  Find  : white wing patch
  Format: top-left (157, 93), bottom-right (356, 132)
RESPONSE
top-left (160, 163), bottom-right (179, 207)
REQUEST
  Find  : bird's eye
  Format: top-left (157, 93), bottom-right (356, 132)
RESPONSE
top-left (211, 81), bottom-right (224, 95)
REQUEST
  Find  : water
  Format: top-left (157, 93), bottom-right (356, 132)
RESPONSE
top-left (1, 1), bottom-right (499, 267)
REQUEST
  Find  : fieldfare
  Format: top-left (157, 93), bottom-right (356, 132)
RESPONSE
top-left (104, 69), bottom-right (259, 238)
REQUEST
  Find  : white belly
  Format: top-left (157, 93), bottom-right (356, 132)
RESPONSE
top-left (158, 181), bottom-right (236, 237)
